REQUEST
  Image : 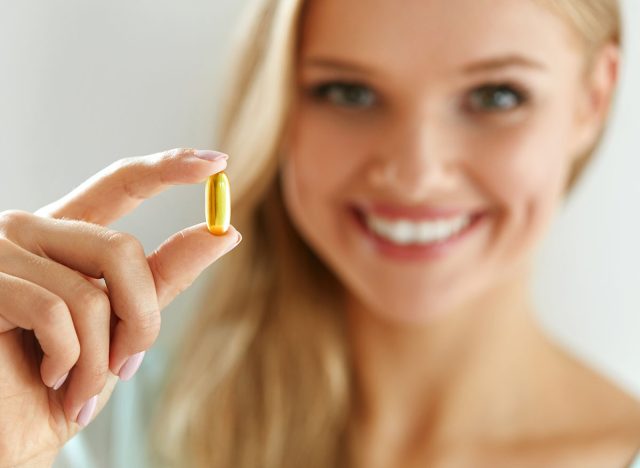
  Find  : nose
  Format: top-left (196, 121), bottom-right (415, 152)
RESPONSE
top-left (366, 116), bottom-right (459, 201)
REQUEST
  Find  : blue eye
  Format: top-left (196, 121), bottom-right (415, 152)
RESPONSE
top-left (311, 82), bottom-right (376, 108)
top-left (468, 84), bottom-right (526, 111)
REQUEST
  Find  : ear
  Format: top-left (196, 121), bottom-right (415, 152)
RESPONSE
top-left (570, 42), bottom-right (621, 160)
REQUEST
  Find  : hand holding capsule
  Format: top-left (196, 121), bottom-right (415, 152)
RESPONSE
top-left (0, 148), bottom-right (241, 466)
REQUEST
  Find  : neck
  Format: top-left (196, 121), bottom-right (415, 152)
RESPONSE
top-left (345, 265), bottom-right (559, 456)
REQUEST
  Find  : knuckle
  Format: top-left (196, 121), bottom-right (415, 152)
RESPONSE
top-left (155, 148), bottom-right (193, 165)
top-left (0, 209), bottom-right (30, 224)
top-left (105, 231), bottom-right (144, 257)
top-left (0, 209), bottom-right (31, 235)
top-left (78, 287), bottom-right (111, 314)
top-left (38, 297), bottom-right (70, 328)
top-left (150, 148), bottom-right (178, 166)
top-left (166, 147), bottom-right (191, 158)
top-left (0, 236), bottom-right (15, 254)
top-left (54, 336), bottom-right (81, 371)
top-left (65, 338), bottom-right (81, 366)
top-left (136, 309), bottom-right (162, 345)
top-left (110, 156), bottom-right (134, 172)
top-left (106, 156), bottom-right (138, 182)
top-left (35, 297), bottom-right (82, 365)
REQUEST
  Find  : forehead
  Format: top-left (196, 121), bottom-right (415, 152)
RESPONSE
top-left (298, 0), bottom-right (580, 77)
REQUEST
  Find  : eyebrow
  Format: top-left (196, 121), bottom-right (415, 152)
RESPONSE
top-left (302, 57), bottom-right (374, 75)
top-left (461, 55), bottom-right (547, 73)
top-left (302, 54), bottom-right (547, 75)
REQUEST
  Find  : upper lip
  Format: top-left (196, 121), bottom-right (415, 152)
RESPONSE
top-left (352, 201), bottom-right (485, 221)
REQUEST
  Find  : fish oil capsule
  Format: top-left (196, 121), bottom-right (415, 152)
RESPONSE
top-left (205, 171), bottom-right (231, 235)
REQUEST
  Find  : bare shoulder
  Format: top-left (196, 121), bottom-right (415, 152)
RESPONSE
top-left (547, 340), bottom-right (640, 466)
top-left (579, 372), bottom-right (640, 467)
top-left (555, 342), bottom-right (640, 424)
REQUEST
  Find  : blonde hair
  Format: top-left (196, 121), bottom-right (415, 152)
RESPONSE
top-left (150, 1), bottom-right (622, 466)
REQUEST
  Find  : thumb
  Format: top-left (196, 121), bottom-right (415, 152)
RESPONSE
top-left (147, 223), bottom-right (242, 309)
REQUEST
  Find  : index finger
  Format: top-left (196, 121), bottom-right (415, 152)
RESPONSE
top-left (35, 148), bottom-right (228, 226)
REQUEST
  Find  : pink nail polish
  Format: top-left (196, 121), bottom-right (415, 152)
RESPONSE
top-left (193, 150), bottom-right (228, 161)
top-left (76, 395), bottom-right (98, 428)
top-left (52, 372), bottom-right (69, 391)
top-left (118, 350), bottom-right (146, 381)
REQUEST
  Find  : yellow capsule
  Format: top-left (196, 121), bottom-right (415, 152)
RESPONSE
top-left (205, 171), bottom-right (231, 235)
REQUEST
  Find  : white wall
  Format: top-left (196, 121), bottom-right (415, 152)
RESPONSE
top-left (1, 0), bottom-right (638, 406)
top-left (532, 0), bottom-right (640, 396)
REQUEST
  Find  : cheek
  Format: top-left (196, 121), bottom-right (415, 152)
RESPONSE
top-left (470, 112), bottom-right (576, 208)
top-left (466, 109), bottom-right (578, 264)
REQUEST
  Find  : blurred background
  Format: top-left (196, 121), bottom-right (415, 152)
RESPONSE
top-left (0, 0), bottom-right (639, 463)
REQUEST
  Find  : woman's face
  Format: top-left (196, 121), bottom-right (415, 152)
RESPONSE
top-left (281, 0), bottom-right (608, 323)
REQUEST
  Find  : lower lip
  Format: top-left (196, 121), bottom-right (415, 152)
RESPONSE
top-left (348, 206), bottom-right (488, 261)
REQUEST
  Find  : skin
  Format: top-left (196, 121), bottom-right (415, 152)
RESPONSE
top-left (0, 148), bottom-right (241, 466)
top-left (280, 0), bottom-right (640, 466)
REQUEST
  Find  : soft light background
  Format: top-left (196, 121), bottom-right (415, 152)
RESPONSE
top-left (0, 0), bottom-right (638, 463)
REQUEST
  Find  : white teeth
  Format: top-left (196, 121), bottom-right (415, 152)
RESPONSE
top-left (365, 213), bottom-right (471, 245)
top-left (389, 220), bottom-right (414, 245)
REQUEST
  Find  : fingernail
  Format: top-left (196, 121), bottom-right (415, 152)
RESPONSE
top-left (118, 350), bottom-right (146, 381)
top-left (76, 395), bottom-right (98, 428)
top-left (193, 150), bottom-right (228, 161)
top-left (52, 372), bottom-right (69, 391)
top-left (222, 232), bottom-right (242, 255)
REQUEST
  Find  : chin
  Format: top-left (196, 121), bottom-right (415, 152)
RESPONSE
top-left (356, 290), bottom-right (466, 326)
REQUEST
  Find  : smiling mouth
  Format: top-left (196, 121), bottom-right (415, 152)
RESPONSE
top-left (348, 205), bottom-right (488, 260)
top-left (367, 212), bottom-right (471, 244)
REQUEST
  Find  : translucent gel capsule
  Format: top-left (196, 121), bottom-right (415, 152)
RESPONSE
top-left (205, 171), bottom-right (231, 235)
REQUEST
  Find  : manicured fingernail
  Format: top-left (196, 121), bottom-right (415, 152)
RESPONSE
top-left (118, 350), bottom-right (145, 381)
top-left (222, 232), bottom-right (242, 255)
top-left (193, 150), bottom-right (228, 161)
top-left (52, 372), bottom-right (69, 391)
top-left (76, 395), bottom-right (98, 428)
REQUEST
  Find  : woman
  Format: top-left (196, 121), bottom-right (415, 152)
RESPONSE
top-left (1, 0), bottom-right (639, 466)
